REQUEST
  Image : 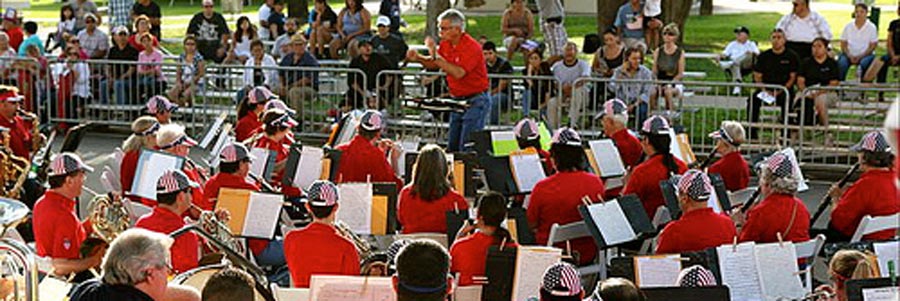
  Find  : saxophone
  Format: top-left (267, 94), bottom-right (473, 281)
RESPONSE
top-left (0, 135), bottom-right (28, 199)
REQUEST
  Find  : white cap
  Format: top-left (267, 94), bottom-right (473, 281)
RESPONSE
top-left (376, 15), bottom-right (391, 27)
top-left (202, 0), bottom-right (214, 5)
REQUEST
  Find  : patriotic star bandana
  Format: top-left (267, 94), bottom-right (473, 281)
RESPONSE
top-left (156, 170), bottom-right (200, 195)
top-left (551, 127), bottom-right (582, 147)
top-left (677, 170), bottom-right (713, 201)
top-left (48, 153), bottom-right (95, 177)
top-left (677, 265), bottom-right (718, 287)
top-left (850, 131), bottom-right (891, 153)
top-left (542, 262), bottom-right (582, 296)
top-left (360, 110), bottom-right (384, 131)
top-left (514, 118), bottom-right (540, 141)
top-left (306, 180), bottom-right (339, 207)
top-left (641, 115), bottom-right (671, 135)
top-left (765, 153), bottom-right (794, 179)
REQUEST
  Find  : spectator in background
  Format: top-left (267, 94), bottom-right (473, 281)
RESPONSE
top-left (169, 35), bottom-right (206, 106)
top-left (69, 0), bottom-right (99, 34)
top-left (392, 240), bottom-right (452, 301)
top-left (838, 3), bottom-right (878, 81)
top-left (650, 23), bottom-right (684, 112)
top-left (748, 29), bottom-right (798, 139)
top-left (64, 45), bottom-right (92, 112)
top-left (77, 13), bottom-right (109, 59)
top-left (379, 0), bottom-right (402, 35)
top-left (397, 144), bottom-right (468, 234)
top-left (523, 50), bottom-right (552, 118)
top-left (187, 0), bottom-right (230, 63)
top-left (128, 15), bottom-right (160, 52)
top-left (501, 0), bottom-right (534, 61)
top-left (371, 15), bottom-right (408, 66)
top-left (201, 268), bottom-right (254, 301)
top-left (347, 39), bottom-right (395, 110)
top-left (131, 0), bottom-right (161, 39)
top-left (643, 0), bottom-right (662, 51)
top-left (867, 5), bottom-right (900, 84)
top-left (2, 12), bottom-right (23, 51)
top-left (18, 22), bottom-right (43, 57)
top-left (279, 34), bottom-right (318, 116)
top-left (536, 0), bottom-right (567, 63)
top-left (483, 41), bottom-right (513, 125)
top-left (101, 26), bottom-right (139, 105)
top-left (0, 33), bottom-right (16, 85)
top-left (331, 0), bottom-right (371, 59)
top-left (592, 29), bottom-right (625, 79)
top-left (226, 16), bottom-right (257, 64)
top-left (611, 47), bottom-right (653, 127)
top-left (46, 6), bottom-right (77, 53)
top-left (796, 37), bottom-right (839, 137)
top-left (309, 0), bottom-right (338, 59)
top-left (615, 0), bottom-right (647, 52)
top-left (108, 0), bottom-right (134, 30)
top-left (775, 0), bottom-right (831, 59)
top-left (272, 18), bottom-right (298, 59)
top-left (243, 39), bottom-right (278, 91)
top-left (257, 0), bottom-right (275, 41)
top-left (718, 26), bottom-right (759, 95)
top-left (549, 42), bottom-right (590, 128)
top-left (267, 0), bottom-right (286, 40)
top-left (136, 33), bottom-right (166, 98)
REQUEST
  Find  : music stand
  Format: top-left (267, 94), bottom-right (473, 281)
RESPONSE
top-left (60, 123), bottom-right (91, 153)
top-left (641, 286), bottom-right (731, 301)
top-left (846, 278), bottom-right (899, 301)
top-left (372, 183), bottom-right (399, 234)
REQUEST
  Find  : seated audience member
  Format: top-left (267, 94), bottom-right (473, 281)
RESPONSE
top-left (775, 0), bottom-right (831, 58)
top-left (272, 18), bottom-right (299, 59)
top-left (642, 0), bottom-right (662, 51)
top-left (748, 29), bottom-right (798, 139)
top-left (249, 109), bottom-right (302, 198)
top-left (120, 117), bottom-right (160, 196)
top-left (867, 5), bottom-right (900, 84)
top-left (76, 13), bottom-right (108, 59)
top-left (397, 144), bottom-right (468, 234)
top-left (69, 229), bottom-right (201, 301)
top-left (169, 35), bottom-right (206, 106)
top-left (235, 86), bottom-right (272, 142)
top-left (450, 192), bottom-right (517, 286)
top-left (203, 142), bottom-right (260, 204)
top-left (267, 1), bottom-right (286, 40)
top-left (371, 15), bottom-right (408, 67)
top-left (737, 152), bottom-right (810, 243)
top-left (131, 0), bottom-right (162, 39)
top-left (335, 110), bottom-right (403, 189)
top-left (706, 121), bottom-right (750, 191)
top-left (128, 15), bottom-right (159, 52)
top-left (187, 0), bottom-right (229, 63)
top-left (677, 265), bottom-right (718, 287)
top-left (796, 37), bottom-right (840, 137)
top-left (146, 95), bottom-right (177, 125)
top-left (536, 0), bottom-right (567, 64)
top-left (243, 39), bottom-right (278, 91)
top-left (392, 240), bottom-right (452, 301)
top-left (501, 0), bottom-right (534, 61)
top-left (827, 131), bottom-right (900, 241)
top-left (279, 34), bottom-right (318, 113)
top-left (135, 170), bottom-right (203, 273)
top-left (330, 0), bottom-right (371, 59)
top-left (201, 267), bottom-right (255, 301)
top-left (523, 50), bottom-right (553, 117)
top-left (539, 262), bottom-right (583, 301)
top-left (592, 29), bottom-right (625, 79)
top-left (615, 0), bottom-right (647, 51)
top-left (514, 118), bottom-right (554, 173)
top-left (838, 3), bottom-right (878, 81)
top-left (600, 99), bottom-right (642, 169)
top-left (102, 26), bottom-right (139, 106)
top-left (136, 32), bottom-right (166, 96)
top-left (718, 26), bottom-right (759, 94)
top-left (347, 39), bottom-right (395, 110)
top-left (285, 181), bottom-right (360, 288)
top-left (484, 41), bottom-right (514, 125)
top-left (814, 250), bottom-right (879, 301)
top-left (157, 123), bottom-right (209, 210)
top-left (18, 21), bottom-right (44, 56)
top-left (258, 0), bottom-right (274, 40)
top-left (622, 115), bottom-right (687, 218)
top-left (655, 170), bottom-right (737, 254)
top-left (527, 128), bottom-right (605, 265)
top-left (225, 16), bottom-right (257, 64)
top-left (309, 0), bottom-right (338, 58)
top-left (33, 153), bottom-right (103, 279)
top-left (379, 0), bottom-right (402, 35)
top-left (650, 23), bottom-right (684, 112)
top-left (548, 42), bottom-right (590, 127)
top-left (585, 278), bottom-right (642, 301)
top-left (611, 48), bottom-right (653, 127)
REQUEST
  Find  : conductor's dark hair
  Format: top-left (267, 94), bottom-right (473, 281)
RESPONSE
top-left (395, 240), bottom-right (450, 301)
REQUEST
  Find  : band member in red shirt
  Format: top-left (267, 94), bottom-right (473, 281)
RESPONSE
top-left (33, 153), bottom-right (103, 278)
top-left (828, 131), bottom-right (899, 241)
top-left (655, 170), bottom-right (736, 254)
top-left (600, 99), bottom-right (642, 169)
top-left (514, 118), bottom-right (554, 174)
top-left (335, 110), bottom-right (403, 190)
top-left (0, 87), bottom-right (33, 160)
top-left (706, 121), bottom-right (750, 191)
top-left (397, 144), bottom-right (468, 234)
top-left (622, 115), bottom-right (687, 218)
top-left (284, 181), bottom-right (360, 288)
top-left (450, 192), bottom-right (517, 286)
top-left (236, 87), bottom-right (274, 142)
top-left (251, 108), bottom-right (302, 197)
top-left (204, 142), bottom-right (260, 204)
top-left (157, 123), bottom-right (209, 210)
top-left (264, 99), bottom-right (297, 145)
top-left (135, 169), bottom-right (203, 273)
top-left (120, 116), bottom-right (160, 195)
top-left (406, 9), bottom-right (489, 151)
top-left (737, 153), bottom-right (810, 243)
top-left (145, 95), bottom-right (177, 125)
top-left (528, 127), bottom-right (605, 265)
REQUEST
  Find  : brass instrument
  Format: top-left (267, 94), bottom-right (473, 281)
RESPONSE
top-left (196, 207), bottom-right (245, 255)
top-left (87, 193), bottom-right (131, 243)
top-left (0, 197), bottom-right (40, 301)
top-left (335, 220), bottom-right (389, 276)
top-left (0, 145), bottom-right (28, 199)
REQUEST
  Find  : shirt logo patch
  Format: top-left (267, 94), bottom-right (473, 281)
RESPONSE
top-left (63, 238), bottom-right (71, 250)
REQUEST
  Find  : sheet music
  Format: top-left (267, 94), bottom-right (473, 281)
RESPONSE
top-left (453, 285), bottom-right (482, 301)
top-left (209, 124), bottom-right (233, 158)
top-left (634, 254), bottom-right (682, 288)
top-left (131, 150), bottom-right (184, 200)
top-left (336, 183), bottom-right (374, 234)
top-left (199, 112), bottom-right (227, 149)
top-left (707, 189), bottom-right (723, 213)
top-left (668, 131), bottom-right (687, 164)
top-left (755, 242), bottom-right (805, 301)
top-left (874, 241), bottom-right (899, 277)
top-left (716, 242), bottom-right (764, 301)
top-left (491, 131), bottom-right (519, 156)
top-left (396, 139), bottom-right (419, 177)
top-left (250, 148), bottom-right (272, 179)
top-left (589, 140), bottom-right (627, 177)
top-left (241, 192), bottom-right (283, 238)
top-left (309, 275), bottom-right (395, 301)
top-left (293, 146), bottom-right (324, 189)
top-left (587, 199), bottom-right (637, 246)
top-left (777, 148), bottom-right (808, 192)
top-left (509, 153), bottom-right (546, 193)
top-left (336, 115), bottom-right (359, 147)
top-left (512, 246), bottom-right (561, 301)
top-left (605, 176), bottom-right (624, 190)
top-left (863, 287), bottom-right (900, 301)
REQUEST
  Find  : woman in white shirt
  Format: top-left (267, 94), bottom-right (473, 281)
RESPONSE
top-left (838, 3), bottom-right (878, 81)
top-left (63, 45), bottom-right (90, 118)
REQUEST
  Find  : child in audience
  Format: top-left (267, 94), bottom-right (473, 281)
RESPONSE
top-left (397, 144), bottom-right (468, 234)
top-left (449, 192), bottom-right (517, 286)
top-left (706, 121), bottom-right (750, 191)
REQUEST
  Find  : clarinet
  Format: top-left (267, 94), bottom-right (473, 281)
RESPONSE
top-left (692, 147), bottom-right (718, 170)
top-left (810, 163), bottom-right (860, 225)
top-left (740, 189), bottom-right (762, 214)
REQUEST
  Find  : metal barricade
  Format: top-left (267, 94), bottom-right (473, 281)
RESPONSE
top-left (0, 56), bottom-right (45, 119)
top-left (795, 84), bottom-right (900, 170)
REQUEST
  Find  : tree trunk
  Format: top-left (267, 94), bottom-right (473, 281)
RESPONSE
top-left (662, 0), bottom-right (693, 43)
top-left (426, 0), bottom-right (451, 39)
top-left (700, 0), bottom-right (713, 16)
top-left (596, 0), bottom-right (628, 33)
top-left (288, 0), bottom-right (309, 24)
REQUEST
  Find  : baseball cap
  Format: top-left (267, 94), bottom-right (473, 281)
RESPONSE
top-left (598, 98), bottom-right (628, 119)
top-left (306, 180), bottom-right (339, 207)
top-left (290, 34), bottom-right (307, 44)
top-left (734, 26), bottom-right (750, 35)
top-left (764, 153), bottom-right (795, 178)
top-left (2, 8), bottom-right (16, 22)
top-left (513, 118), bottom-right (540, 141)
top-left (677, 265), bottom-right (718, 287)
top-left (541, 262), bottom-right (583, 297)
top-left (0, 88), bottom-right (23, 103)
top-left (641, 115), bottom-right (671, 135)
top-left (677, 170), bottom-right (713, 201)
top-left (708, 121), bottom-right (745, 147)
top-left (359, 110), bottom-right (384, 131)
top-left (48, 152), bottom-right (95, 177)
top-left (157, 124), bottom-right (198, 150)
top-left (264, 99), bottom-right (296, 115)
top-left (376, 15), bottom-right (391, 27)
top-left (113, 25), bottom-right (129, 35)
top-left (247, 86), bottom-right (275, 105)
top-left (202, 0), bottom-right (214, 6)
top-left (219, 142), bottom-right (255, 163)
top-left (156, 169), bottom-right (200, 195)
top-left (850, 131), bottom-right (892, 153)
top-left (263, 109), bottom-right (299, 128)
top-left (83, 13), bottom-right (98, 22)
top-left (551, 127), bottom-right (582, 147)
top-left (146, 95), bottom-right (178, 114)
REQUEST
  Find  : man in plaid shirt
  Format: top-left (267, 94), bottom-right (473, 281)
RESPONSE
top-left (108, 0), bottom-right (134, 30)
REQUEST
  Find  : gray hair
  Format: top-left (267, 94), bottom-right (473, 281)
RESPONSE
top-left (438, 9), bottom-right (466, 31)
top-left (760, 166), bottom-right (798, 195)
top-left (610, 113), bottom-right (628, 126)
top-left (101, 228), bottom-right (173, 286)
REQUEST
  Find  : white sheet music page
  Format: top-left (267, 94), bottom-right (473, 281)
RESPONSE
top-left (634, 254), bottom-right (682, 287)
top-left (242, 192), bottom-right (283, 238)
top-left (589, 140), bottom-right (627, 178)
top-left (509, 153), bottom-right (546, 193)
top-left (249, 148), bottom-right (272, 179)
top-left (336, 183), bottom-right (374, 234)
top-left (873, 241), bottom-right (899, 277)
top-left (512, 246), bottom-right (561, 301)
top-left (755, 242), bottom-right (805, 301)
top-left (131, 150), bottom-right (183, 200)
top-left (588, 199), bottom-right (637, 246)
top-left (863, 287), bottom-right (900, 301)
top-left (294, 146), bottom-right (324, 189)
top-left (309, 275), bottom-right (396, 301)
top-left (716, 242), bottom-right (763, 301)
top-left (199, 112), bottom-right (227, 149)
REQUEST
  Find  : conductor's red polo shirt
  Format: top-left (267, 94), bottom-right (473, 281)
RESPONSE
top-left (438, 33), bottom-right (489, 98)
top-left (830, 169), bottom-right (900, 241)
top-left (655, 208), bottom-right (736, 254)
top-left (284, 222), bottom-right (360, 288)
top-left (33, 191), bottom-right (86, 259)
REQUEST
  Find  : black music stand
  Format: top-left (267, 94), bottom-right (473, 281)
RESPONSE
top-left (60, 123), bottom-right (91, 153)
top-left (846, 278), bottom-right (899, 301)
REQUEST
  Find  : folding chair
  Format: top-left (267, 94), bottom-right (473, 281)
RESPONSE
top-left (270, 283), bottom-right (308, 301)
top-left (795, 234), bottom-right (826, 292)
top-left (850, 213), bottom-right (900, 243)
top-left (547, 221), bottom-right (606, 281)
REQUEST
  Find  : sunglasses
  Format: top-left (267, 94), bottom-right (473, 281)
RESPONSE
top-left (67, 52), bottom-right (79, 56)
top-left (664, 32), bottom-right (677, 36)
top-left (185, 42), bottom-right (196, 46)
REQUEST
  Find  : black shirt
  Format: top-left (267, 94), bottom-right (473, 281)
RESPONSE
top-left (370, 33), bottom-right (408, 66)
top-left (799, 56), bottom-right (839, 87)
top-left (486, 56), bottom-right (513, 90)
top-left (890, 19), bottom-right (900, 55)
top-left (753, 48), bottom-right (799, 85)
top-left (107, 43), bottom-right (139, 79)
top-left (69, 280), bottom-right (154, 301)
top-left (349, 53), bottom-right (394, 91)
top-left (268, 12), bottom-right (286, 38)
top-left (132, 1), bottom-right (162, 38)
top-left (379, 0), bottom-right (401, 33)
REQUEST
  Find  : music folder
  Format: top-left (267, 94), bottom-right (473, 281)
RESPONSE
top-left (215, 188), bottom-right (283, 239)
top-left (660, 174), bottom-right (732, 220)
top-left (578, 195), bottom-right (654, 248)
top-left (130, 149), bottom-right (186, 200)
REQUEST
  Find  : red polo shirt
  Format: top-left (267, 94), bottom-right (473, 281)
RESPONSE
top-left (438, 33), bottom-right (489, 97)
top-left (830, 169), bottom-right (900, 241)
top-left (622, 154), bottom-right (687, 218)
top-left (203, 172), bottom-right (260, 204)
top-left (235, 111), bottom-right (262, 142)
top-left (450, 232), bottom-right (518, 286)
top-left (708, 151), bottom-right (750, 191)
top-left (335, 135), bottom-right (403, 190)
top-left (182, 162), bottom-right (211, 210)
top-left (0, 115), bottom-right (32, 160)
top-left (253, 135), bottom-right (302, 197)
top-left (33, 191), bottom-right (87, 259)
top-left (527, 171), bottom-right (605, 265)
top-left (135, 207), bottom-right (199, 273)
top-left (6, 27), bottom-right (23, 51)
top-left (120, 150), bottom-right (140, 193)
top-left (655, 208), bottom-right (736, 254)
top-left (739, 193), bottom-right (810, 243)
top-left (610, 129), bottom-right (643, 168)
top-left (397, 185), bottom-right (468, 234)
top-left (284, 222), bottom-right (360, 288)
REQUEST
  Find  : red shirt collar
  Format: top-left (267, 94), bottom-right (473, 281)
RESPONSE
top-left (681, 207), bottom-right (715, 219)
top-left (45, 190), bottom-right (77, 209)
top-left (153, 206), bottom-right (183, 220)
top-left (860, 168), bottom-right (894, 178)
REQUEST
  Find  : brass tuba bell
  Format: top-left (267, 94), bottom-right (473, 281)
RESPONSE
top-left (87, 193), bottom-right (131, 243)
